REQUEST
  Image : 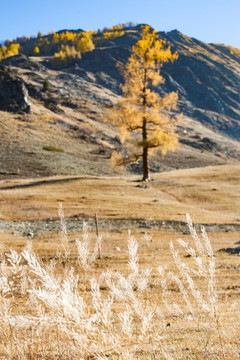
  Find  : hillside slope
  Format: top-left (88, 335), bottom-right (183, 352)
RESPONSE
top-left (0, 24), bottom-right (240, 178)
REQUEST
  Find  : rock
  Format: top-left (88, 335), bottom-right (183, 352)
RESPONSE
top-left (202, 137), bottom-right (218, 151)
top-left (1, 54), bottom-right (43, 72)
top-left (218, 246), bottom-right (240, 255)
top-left (0, 65), bottom-right (31, 113)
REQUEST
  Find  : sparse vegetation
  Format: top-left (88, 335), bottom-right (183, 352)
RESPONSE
top-left (186, 155), bottom-right (197, 159)
top-left (33, 45), bottom-right (40, 56)
top-left (52, 44), bottom-right (81, 68)
top-left (0, 211), bottom-right (239, 359)
top-left (42, 79), bottom-right (51, 91)
top-left (229, 46), bottom-right (240, 58)
top-left (93, 24), bottom-right (126, 46)
top-left (102, 24), bottom-right (125, 40)
top-left (43, 145), bottom-right (64, 152)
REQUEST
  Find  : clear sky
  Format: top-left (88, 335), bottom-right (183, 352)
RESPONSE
top-left (1, 0), bottom-right (239, 47)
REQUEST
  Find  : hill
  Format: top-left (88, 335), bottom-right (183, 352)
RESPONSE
top-left (0, 24), bottom-right (240, 179)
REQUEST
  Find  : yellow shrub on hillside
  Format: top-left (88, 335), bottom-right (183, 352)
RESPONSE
top-left (52, 32), bottom-right (60, 43)
top-left (103, 30), bottom-right (125, 39)
top-left (53, 44), bottom-right (81, 67)
top-left (0, 43), bottom-right (20, 61)
top-left (76, 31), bottom-right (95, 52)
top-left (33, 46), bottom-right (40, 55)
top-left (59, 31), bottom-right (77, 43)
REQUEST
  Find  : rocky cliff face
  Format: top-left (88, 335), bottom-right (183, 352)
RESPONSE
top-left (0, 65), bottom-right (31, 113)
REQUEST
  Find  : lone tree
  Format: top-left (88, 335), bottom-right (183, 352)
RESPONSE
top-left (106, 25), bottom-right (181, 181)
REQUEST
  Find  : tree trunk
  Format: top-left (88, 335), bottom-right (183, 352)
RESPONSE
top-left (142, 146), bottom-right (150, 181)
top-left (142, 67), bottom-right (150, 181)
top-left (142, 118), bottom-right (150, 181)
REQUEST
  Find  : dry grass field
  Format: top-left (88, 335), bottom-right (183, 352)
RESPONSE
top-left (0, 163), bottom-right (239, 223)
top-left (0, 164), bottom-right (239, 359)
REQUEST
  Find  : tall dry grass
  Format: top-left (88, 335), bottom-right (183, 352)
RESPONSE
top-left (0, 210), bottom-right (239, 359)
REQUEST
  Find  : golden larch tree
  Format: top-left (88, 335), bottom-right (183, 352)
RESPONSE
top-left (76, 31), bottom-right (95, 53)
top-left (33, 46), bottom-right (40, 56)
top-left (106, 25), bottom-right (181, 181)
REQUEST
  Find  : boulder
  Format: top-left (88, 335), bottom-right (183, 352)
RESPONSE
top-left (0, 65), bottom-right (31, 113)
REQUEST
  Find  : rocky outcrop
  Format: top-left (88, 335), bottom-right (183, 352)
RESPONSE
top-left (1, 54), bottom-right (44, 72)
top-left (0, 65), bottom-right (31, 113)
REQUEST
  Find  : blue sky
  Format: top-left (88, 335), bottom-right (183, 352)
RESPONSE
top-left (1, 0), bottom-right (239, 47)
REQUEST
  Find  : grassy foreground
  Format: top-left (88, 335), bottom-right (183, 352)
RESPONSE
top-left (0, 216), bottom-right (239, 359)
top-left (0, 164), bottom-right (239, 359)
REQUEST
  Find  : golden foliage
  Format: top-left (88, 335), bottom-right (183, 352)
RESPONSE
top-left (52, 31), bottom-right (60, 43)
top-left (0, 42), bottom-right (20, 61)
top-left (51, 31), bottom-right (95, 59)
top-left (33, 30), bottom-right (95, 58)
top-left (105, 25), bottom-right (180, 180)
top-left (103, 24), bottom-right (125, 39)
top-left (53, 44), bottom-right (81, 67)
top-left (229, 46), bottom-right (240, 58)
top-left (59, 31), bottom-right (77, 43)
top-left (54, 44), bottom-right (81, 58)
top-left (103, 30), bottom-right (125, 40)
top-left (76, 31), bottom-right (95, 53)
top-left (93, 24), bottom-right (125, 45)
top-left (33, 46), bottom-right (40, 55)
